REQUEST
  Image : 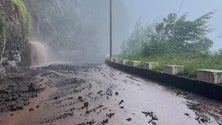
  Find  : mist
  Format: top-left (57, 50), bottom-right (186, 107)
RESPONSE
top-left (24, 0), bottom-right (129, 65)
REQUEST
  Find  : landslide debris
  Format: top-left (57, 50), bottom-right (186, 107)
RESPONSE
top-left (0, 73), bottom-right (42, 112)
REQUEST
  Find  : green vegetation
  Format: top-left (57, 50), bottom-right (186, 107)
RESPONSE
top-left (11, 0), bottom-right (31, 37)
top-left (117, 52), bottom-right (222, 77)
top-left (121, 12), bottom-right (214, 56)
top-left (119, 12), bottom-right (222, 77)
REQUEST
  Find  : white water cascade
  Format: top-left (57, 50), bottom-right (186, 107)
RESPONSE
top-left (28, 41), bottom-right (48, 66)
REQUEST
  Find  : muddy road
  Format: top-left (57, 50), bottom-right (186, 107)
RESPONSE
top-left (0, 64), bottom-right (222, 125)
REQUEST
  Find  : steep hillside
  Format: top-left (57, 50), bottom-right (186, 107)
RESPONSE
top-left (0, 0), bottom-right (30, 75)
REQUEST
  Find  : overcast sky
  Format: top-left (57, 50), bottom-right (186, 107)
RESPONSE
top-left (122, 0), bottom-right (222, 50)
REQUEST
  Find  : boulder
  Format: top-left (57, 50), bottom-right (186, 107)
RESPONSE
top-left (5, 60), bottom-right (17, 73)
top-left (1, 57), bottom-right (8, 64)
top-left (0, 64), bottom-right (6, 76)
top-left (13, 51), bottom-right (21, 63)
top-left (29, 82), bottom-right (41, 92)
top-left (7, 61), bottom-right (17, 68)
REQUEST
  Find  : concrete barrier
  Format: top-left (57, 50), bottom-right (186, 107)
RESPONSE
top-left (197, 69), bottom-right (222, 84)
top-left (111, 57), bottom-right (115, 62)
top-left (129, 61), bottom-right (141, 67)
top-left (116, 58), bottom-right (123, 64)
top-left (143, 62), bottom-right (158, 70)
top-left (105, 56), bottom-right (110, 61)
top-left (105, 59), bottom-right (222, 101)
top-left (123, 59), bottom-right (129, 65)
top-left (163, 65), bottom-right (184, 75)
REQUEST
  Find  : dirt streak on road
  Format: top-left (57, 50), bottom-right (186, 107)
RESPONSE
top-left (0, 64), bottom-right (222, 125)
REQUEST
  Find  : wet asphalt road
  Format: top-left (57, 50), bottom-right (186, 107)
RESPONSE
top-left (0, 64), bottom-right (222, 125)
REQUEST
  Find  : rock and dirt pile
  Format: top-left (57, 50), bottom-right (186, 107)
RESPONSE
top-left (0, 70), bottom-right (42, 112)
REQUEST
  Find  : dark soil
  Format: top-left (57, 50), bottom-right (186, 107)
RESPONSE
top-left (0, 71), bottom-right (42, 112)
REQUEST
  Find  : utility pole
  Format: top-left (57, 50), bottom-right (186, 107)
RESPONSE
top-left (110, 0), bottom-right (112, 59)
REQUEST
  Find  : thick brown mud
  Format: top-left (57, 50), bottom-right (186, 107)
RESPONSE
top-left (0, 64), bottom-right (222, 125)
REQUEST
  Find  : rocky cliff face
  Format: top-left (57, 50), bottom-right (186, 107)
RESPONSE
top-left (0, 0), bottom-right (30, 76)
top-left (0, 0), bottom-right (129, 72)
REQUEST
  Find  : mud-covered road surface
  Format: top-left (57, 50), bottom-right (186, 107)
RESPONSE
top-left (0, 64), bottom-right (222, 125)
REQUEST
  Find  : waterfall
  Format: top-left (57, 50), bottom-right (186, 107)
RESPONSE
top-left (28, 41), bottom-right (48, 66)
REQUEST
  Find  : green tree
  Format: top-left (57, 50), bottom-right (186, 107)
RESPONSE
top-left (140, 12), bottom-right (214, 56)
top-left (121, 20), bottom-right (145, 55)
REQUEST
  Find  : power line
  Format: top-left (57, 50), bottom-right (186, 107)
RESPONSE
top-left (177, 0), bottom-right (184, 15)
top-left (218, 32), bottom-right (222, 39)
